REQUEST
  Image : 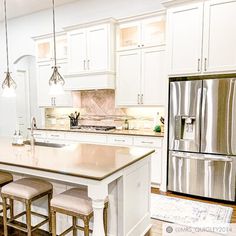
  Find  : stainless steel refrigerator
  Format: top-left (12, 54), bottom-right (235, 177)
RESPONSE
top-left (168, 77), bottom-right (236, 201)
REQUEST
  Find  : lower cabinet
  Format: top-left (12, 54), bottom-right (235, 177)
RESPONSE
top-left (31, 130), bottom-right (163, 186)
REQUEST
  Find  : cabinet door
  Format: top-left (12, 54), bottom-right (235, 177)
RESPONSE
top-left (167, 2), bottom-right (204, 75)
top-left (203, 0), bottom-right (236, 73)
top-left (142, 16), bottom-right (166, 47)
top-left (116, 50), bottom-right (141, 106)
top-left (87, 24), bottom-right (109, 72)
top-left (54, 60), bottom-right (73, 107)
top-left (151, 149), bottom-right (162, 185)
top-left (36, 38), bottom-right (52, 62)
top-left (141, 46), bottom-right (166, 105)
top-left (67, 29), bottom-right (87, 74)
top-left (37, 62), bottom-right (52, 107)
top-left (117, 21), bottom-right (141, 51)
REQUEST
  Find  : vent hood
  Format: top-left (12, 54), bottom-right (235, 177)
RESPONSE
top-left (64, 72), bottom-right (115, 91)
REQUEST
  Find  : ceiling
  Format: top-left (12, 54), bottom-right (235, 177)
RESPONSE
top-left (0, 0), bottom-right (78, 21)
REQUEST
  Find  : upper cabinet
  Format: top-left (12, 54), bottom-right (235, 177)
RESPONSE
top-left (67, 21), bottom-right (115, 75)
top-left (203, 0), bottom-right (236, 73)
top-left (35, 34), bottom-right (73, 108)
top-left (167, 3), bottom-right (203, 75)
top-left (117, 16), bottom-right (165, 51)
top-left (36, 35), bottom-right (67, 62)
top-left (167, 0), bottom-right (236, 76)
top-left (116, 13), bottom-right (167, 107)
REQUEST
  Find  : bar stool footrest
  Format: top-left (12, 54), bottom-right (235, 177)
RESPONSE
top-left (7, 210), bottom-right (49, 233)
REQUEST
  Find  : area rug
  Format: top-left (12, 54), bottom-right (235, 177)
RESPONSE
top-left (151, 194), bottom-right (233, 228)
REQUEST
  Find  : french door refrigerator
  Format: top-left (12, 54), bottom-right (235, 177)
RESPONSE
top-left (168, 78), bottom-right (236, 201)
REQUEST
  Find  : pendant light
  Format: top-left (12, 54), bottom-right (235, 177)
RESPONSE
top-left (2, 0), bottom-right (17, 97)
top-left (49, 0), bottom-right (65, 96)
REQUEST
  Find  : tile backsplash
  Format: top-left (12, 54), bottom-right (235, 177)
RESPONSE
top-left (45, 90), bottom-right (165, 130)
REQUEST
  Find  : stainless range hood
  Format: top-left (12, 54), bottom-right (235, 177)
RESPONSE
top-left (64, 71), bottom-right (115, 91)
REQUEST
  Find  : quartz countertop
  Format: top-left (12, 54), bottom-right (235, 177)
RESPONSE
top-left (34, 127), bottom-right (164, 138)
top-left (0, 138), bottom-right (154, 181)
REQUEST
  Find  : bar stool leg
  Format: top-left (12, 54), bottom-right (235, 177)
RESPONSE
top-left (104, 203), bottom-right (108, 236)
top-left (48, 191), bottom-right (53, 233)
top-left (83, 216), bottom-right (90, 236)
top-left (51, 209), bottom-right (57, 236)
top-left (2, 196), bottom-right (8, 236)
top-left (72, 216), bottom-right (77, 236)
top-left (9, 199), bottom-right (14, 220)
top-left (26, 200), bottom-right (32, 236)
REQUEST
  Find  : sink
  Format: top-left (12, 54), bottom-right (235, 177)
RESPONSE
top-left (23, 140), bottom-right (66, 148)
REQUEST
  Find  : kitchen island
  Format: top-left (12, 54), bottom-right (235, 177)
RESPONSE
top-left (0, 138), bottom-right (154, 236)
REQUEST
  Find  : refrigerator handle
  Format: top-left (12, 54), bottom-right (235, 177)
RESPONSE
top-left (195, 87), bottom-right (203, 150)
top-left (201, 87), bottom-right (207, 149)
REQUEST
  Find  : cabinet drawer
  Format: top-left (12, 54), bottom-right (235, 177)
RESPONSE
top-left (65, 133), bottom-right (107, 144)
top-left (107, 135), bottom-right (133, 146)
top-left (47, 132), bottom-right (65, 140)
top-left (33, 131), bottom-right (46, 139)
top-left (133, 137), bottom-right (162, 148)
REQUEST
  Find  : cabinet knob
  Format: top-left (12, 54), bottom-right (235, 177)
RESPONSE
top-left (138, 94), bottom-right (140, 104)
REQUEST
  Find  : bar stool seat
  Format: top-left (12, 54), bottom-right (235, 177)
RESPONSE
top-left (2, 178), bottom-right (52, 200)
top-left (51, 188), bottom-right (93, 215)
top-left (51, 188), bottom-right (109, 236)
top-left (0, 171), bottom-right (13, 186)
top-left (1, 178), bottom-right (53, 236)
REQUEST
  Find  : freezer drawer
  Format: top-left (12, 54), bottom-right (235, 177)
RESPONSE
top-left (168, 151), bottom-right (236, 201)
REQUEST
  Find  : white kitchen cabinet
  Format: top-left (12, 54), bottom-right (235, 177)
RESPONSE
top-left (35, 35), bottom-right (67, 62)
top-left (116, 46), bottom-right (166, 106)
top-left (167, 0), bottom-right (236, 76)
top-left (67, 29), bottom-right (87, 74)
top-left (141, 47), bottom-right (166, 105)
top-left (167, 2), bottom-right (204, 75)
top-left (203, 0), bottom-right (236, 73)
top-left (67, 22), bottom-right (115, 75)
top-left (117, 16), bottom-right (165, 51)
top-left (133, 136), bottom-right (163, 186)
top-left (37, 60), bottom-right (73, 107)
top-left (116, 50), bottom-right (141, 106)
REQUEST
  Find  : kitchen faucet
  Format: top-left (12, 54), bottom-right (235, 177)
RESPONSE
top-left (30, 117), bottom-right (37, 147)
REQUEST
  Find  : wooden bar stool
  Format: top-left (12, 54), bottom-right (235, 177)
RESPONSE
top-left (0, 171), bottom-right (13, 217)
top-left (51, 188), bottom-right (109, 236)
top-left (1, 178), bottom-right (53, 236)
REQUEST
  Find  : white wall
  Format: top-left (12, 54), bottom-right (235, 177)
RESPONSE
top-left (0, 0), bottom-right (163, 136)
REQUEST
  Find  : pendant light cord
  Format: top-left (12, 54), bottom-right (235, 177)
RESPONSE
top-left (4, 0), bottom-right (9, 73)
top-left (52, 0), bottom-right (57, 67)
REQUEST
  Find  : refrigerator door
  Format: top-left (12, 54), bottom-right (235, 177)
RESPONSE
top-left (201, 78), bottom-right (236, 155)
top-left (169, 80), bottom-right (202, 152)
top-left (168, 151), bottom-right (236, 201)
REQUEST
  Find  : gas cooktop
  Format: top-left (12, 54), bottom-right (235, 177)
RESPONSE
top-left (70, 125), bottom-right (116, 131)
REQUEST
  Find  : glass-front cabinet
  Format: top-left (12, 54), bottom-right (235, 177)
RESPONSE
top-left (36, 34), bottom-right (67, 62)
top-left (117, 15), bottom-right (165, 50)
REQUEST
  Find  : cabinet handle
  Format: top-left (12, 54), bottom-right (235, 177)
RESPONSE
top-left (204, 58), bottom-right (207, 71)
top-left (114, 139), bottom-right (125, 142)
top-left (83, 60), bottom-right (86, 70)
top-left (51, 134), bottom-right (60, 137)
top-left (138, 45), bottom-right (141, 48)
top-left (197, 58), bottom-right (201, 72)
top-left (141, 44), bottom-right (144, 47)
top-left (138, 94), bottom-right (140, 104)
top-left (141, 94), bottom-right (144, 104)
top-left (87, 60), bottom-right (90, 70)
top-left (141, 141), bottom-right (154, 145)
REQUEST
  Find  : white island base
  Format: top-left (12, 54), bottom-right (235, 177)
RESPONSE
top-left (0, 156), bottom-right (152, 236)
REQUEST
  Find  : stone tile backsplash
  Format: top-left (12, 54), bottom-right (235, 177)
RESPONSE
top-left (45, 90), bottom-right (165, 130)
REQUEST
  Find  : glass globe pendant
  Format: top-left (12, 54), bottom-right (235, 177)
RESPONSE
top-left (49, 66), bottom-right (65, 95)
top-left (2, 0), bottom-right (16, 97)
top-left (49, 0), bottom-right (65, 96)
